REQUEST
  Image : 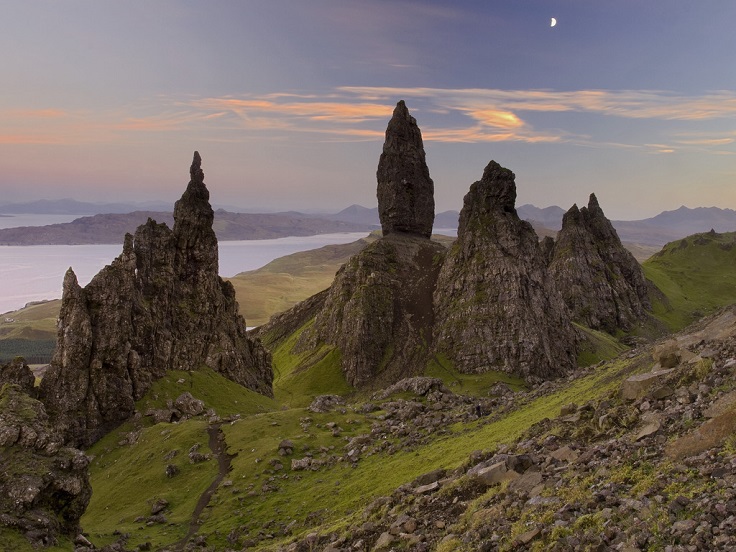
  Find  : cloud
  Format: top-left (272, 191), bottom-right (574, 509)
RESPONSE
top-left (339, 86), bottom-right (736, 121)
top-left (5, 86), bottom-right (736, 152)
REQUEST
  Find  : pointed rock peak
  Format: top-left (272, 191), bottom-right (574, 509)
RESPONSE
top-left (174, 151), bottom-right (214, 233)
top-left (190, 151), bottom-right (204, 184)
top-left (561, 203), bottom-right (582, 227)
top-left (377, 101), bottom-right (435, 238)
top-left (587, 193), bottom-right (600, 210)
top-left (63, 267), bottom-right (79, 290)
top-left (479, 160), bottom-right (516, 213)
top-left (182, 151), bottom-right (209, 203)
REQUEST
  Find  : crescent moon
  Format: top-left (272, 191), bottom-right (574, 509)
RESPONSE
top-left (551, 17), bottom-right (557, 27)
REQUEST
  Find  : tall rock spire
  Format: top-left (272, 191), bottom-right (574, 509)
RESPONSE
top-left (376, 100), bottom-right (435, 238)
top-left (294, 101), bottom-right (445, 386)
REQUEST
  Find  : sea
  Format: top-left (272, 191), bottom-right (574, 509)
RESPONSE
top-left (0, 214), bottom-right (369, 315)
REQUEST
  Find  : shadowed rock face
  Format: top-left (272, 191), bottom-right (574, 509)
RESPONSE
top-left (549, 193), bottom-right (651, 333)
top-left (377, 100), bottom-right (435, 238)
top-left (39, 152), bottom-right (273, 448)
top-left (0, 383), bottom-right (91, 546)
top-left (433, 161), bottom-right (578, 380)
top-left (298, 233), bottom-right (446, 387)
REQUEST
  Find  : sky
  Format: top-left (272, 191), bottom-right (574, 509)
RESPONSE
top-left (2, 1), bottom-right (736, 220)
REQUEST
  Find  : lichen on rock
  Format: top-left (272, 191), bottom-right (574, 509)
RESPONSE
top-left (0, 383), bottom-right (91, 547)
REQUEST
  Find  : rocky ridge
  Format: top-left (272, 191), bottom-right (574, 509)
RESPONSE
top-left (271, 102), bottom-right (656, 388)
top-left (549, 194), bottom-right (651, 332)
top-left (39, 152), bottom-right (273, 448)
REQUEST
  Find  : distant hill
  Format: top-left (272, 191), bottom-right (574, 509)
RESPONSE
top-left (517, 204), bottom-right (567, 228)
top-left (0, 210), bottom-right (373, 245)
top-left (0, 198), bottom-right (172, 215)
top-left (518, 204), bottom-right (736, 247)
top-left (2, 199), bottom-right (734, 247)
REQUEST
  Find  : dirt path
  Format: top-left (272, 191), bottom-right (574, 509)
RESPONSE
top-left (170, 424), bottom-right (232, 550)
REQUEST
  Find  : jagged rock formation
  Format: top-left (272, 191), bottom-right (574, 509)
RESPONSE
top-left (433, 161), bottom-right (578, 380)
top-left (39, 152), bottom-right (273, 447)
top-left (295, 102), bottom-right (445, 387)
top-left (0, 383), bottom-right (91, 546)
top-left (376, 100), bottom-right (435, 238)
top-left (548, 193), bottom-right (651, 333)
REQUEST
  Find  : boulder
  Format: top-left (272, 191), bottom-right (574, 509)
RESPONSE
top-left (620, 368), bottom-right (676, 401)
top-left (0, 358), bottom-right (35, 395)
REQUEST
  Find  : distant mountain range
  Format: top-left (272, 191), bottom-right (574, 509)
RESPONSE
top-left (0, 198), bottom-right (173, 215)
top-left (0, 199), bottom-right (734, 247)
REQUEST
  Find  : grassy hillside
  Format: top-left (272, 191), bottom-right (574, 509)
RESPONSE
top-left (80, 346), bottom-right (654, 551)
top-left (644, 231), bottom-right (736, 331)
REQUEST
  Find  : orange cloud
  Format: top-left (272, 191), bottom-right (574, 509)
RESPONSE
top-left (188, 98), bottom-right (392, 123)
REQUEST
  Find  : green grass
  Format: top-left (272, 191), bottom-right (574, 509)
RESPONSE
top-left (270, 319), bottom-right (354, 407)
top-left (138, 367), bottom-right (278, 418)
top-left (79, 323), bottom-right (656, 551)
top-left (0, 529), bottom-right (74, 552)
top-left (82, 420), bottom-right (218, 550)
top-left (574, 324), bottom-right (629, 366)
top-left (644, 231), bottom-right (736, 331)
top-left (426, 353), bottom-right (526, 396)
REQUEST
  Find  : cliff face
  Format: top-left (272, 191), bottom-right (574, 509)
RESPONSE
top-left (299, 234), bottom-right (445, 387)
top-left (39, 153), bottom-right (273, 448)
top-left (433, 161), bottom-right (578, 380)
top-left (549, 194), bottom-right (651, 333)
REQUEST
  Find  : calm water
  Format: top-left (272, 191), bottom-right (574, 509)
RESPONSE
top-left (0, 232), bottom-right (368, 314)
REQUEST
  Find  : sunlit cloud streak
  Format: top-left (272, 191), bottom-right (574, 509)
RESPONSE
top-left (5, 87), bottom-right (736, 151)
top-left (339, 87), bottom-right (736, 121)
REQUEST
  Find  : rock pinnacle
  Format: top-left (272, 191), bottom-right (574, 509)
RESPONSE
top-left (376, 100), bottom-right (435, 238)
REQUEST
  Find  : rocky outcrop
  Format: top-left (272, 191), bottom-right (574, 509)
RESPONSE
top-left (0, 357), bottom-right (35, 395)
top-left (376, 100), bottom-right (435, 238)
top-left (299, 233), bottom-right (446, 387)
top-left (433, 161), bottom-right (578, 380)
top-left (548, 194), bottom-right (651, 333)
top-left (39, 152), bottom-right (272, 448)
top-left (0, 383), bottom-right (91, 546)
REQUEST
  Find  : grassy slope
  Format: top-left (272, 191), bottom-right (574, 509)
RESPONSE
top-left (81, 348), bottom-right (651, 550)
top-left (643, 231), bottom-right (736, 331)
